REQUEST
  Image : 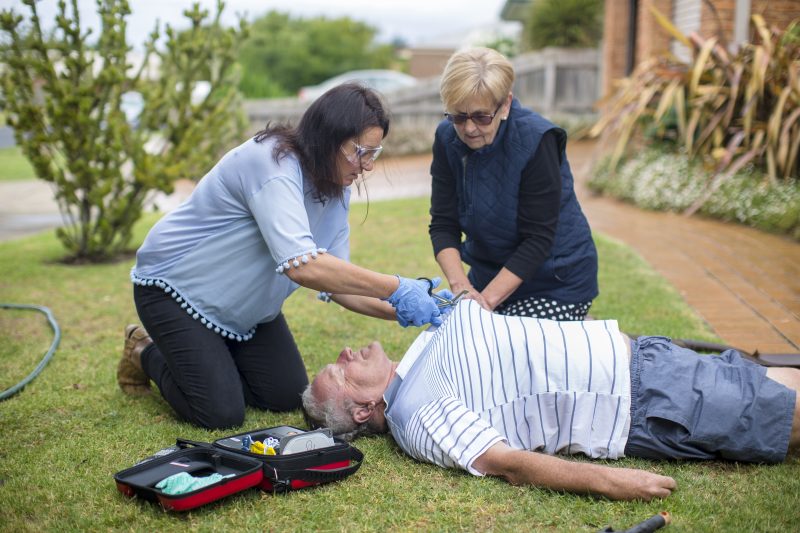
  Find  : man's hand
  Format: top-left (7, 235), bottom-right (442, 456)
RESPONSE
top-left (472, 442), bottom-right (676, 501)
top-left (600, 467), bottom-right (676, 501)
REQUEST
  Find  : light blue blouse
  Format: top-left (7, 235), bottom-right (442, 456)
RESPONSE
top-left (132, 137), bottom-right (350, 341)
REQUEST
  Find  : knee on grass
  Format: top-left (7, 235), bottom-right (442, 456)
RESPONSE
top-left (195, 404), bottom-right (246, 430)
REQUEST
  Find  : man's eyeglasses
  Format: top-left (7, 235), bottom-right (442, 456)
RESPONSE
top-left (444, 103), bottom-right (503, 126)
top-left (342, 141), bottom-right (383, 166)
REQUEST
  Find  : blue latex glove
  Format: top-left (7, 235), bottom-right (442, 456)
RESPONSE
top-left (436, 288), bottom-right (454, 299)
top-left (384, 276), bottom-right (443, 328)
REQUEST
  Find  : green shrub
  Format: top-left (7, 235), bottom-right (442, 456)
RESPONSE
top-left (524, 0), bottom-right (603, 50)
top-left (0, 0), bottom-right (247, 261)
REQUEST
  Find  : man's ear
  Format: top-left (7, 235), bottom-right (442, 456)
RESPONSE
top-left (352, 401), bottom-right (375, 424)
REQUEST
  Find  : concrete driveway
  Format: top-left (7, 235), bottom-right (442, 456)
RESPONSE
top-left (0, 180), bottom-right (64, 241)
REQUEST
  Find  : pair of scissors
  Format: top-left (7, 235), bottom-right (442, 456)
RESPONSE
top-left (417, 277), bottom-right (469, 309)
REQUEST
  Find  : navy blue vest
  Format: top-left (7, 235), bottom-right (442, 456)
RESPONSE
top-left (436, 99), bottom-right (598, 304)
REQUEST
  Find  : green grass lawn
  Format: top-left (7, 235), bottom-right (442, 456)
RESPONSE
top-left (0, 146), bottom-right (36, 182)
top-left (0, 197), bottom-right (797, 531)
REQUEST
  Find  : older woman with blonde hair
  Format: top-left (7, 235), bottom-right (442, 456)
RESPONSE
top-left (429, 47), bottom-right (598, 319)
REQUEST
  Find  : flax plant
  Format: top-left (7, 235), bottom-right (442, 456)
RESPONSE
top-left (591, 10), bottom-right (800, 215)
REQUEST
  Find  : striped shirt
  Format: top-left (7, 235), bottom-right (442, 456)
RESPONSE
top-left (383, 300), bottom-right (631, 475)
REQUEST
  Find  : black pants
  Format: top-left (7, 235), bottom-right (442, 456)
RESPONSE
top-left (133, 284), bottom-right (308, 429)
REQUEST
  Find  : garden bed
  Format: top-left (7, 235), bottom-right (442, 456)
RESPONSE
top-left (589, 147), bottom-right (800, 241)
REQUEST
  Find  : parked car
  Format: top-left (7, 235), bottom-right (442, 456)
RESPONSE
top-left (298, 69), bottom-right (417, 102)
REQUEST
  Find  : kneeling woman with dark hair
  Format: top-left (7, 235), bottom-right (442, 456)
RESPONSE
top-left (118, 83), bottom-right (446, 429)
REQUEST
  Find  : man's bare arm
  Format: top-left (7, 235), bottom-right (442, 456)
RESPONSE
top-left (472, 441), bottom-right (676, 501)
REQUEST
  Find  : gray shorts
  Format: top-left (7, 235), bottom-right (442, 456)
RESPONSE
top-left (625, 336), bottom-right (795, 463)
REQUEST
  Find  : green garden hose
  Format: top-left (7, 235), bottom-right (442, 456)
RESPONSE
top-left (0, 303), bottom-right (60, 401)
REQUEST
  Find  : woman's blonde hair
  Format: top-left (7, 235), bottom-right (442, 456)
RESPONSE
top-left (439, 47), bottom-right (515, 110)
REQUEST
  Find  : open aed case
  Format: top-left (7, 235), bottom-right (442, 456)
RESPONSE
top-left (113, 425), bottom-right (363, 511)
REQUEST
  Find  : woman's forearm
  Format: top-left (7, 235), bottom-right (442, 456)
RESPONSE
top-left (481, 267), bottom-right (523, 310)
top-left (435, 248), bottom-right (491, 309)
top-left (284, 253), bottom-right (398, 299)
top-left (435, 248), bottom-right (470, 289)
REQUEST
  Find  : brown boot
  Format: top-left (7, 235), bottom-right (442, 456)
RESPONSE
top-left (117, 324), bottom-right (152, 395)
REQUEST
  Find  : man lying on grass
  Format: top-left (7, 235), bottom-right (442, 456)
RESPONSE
top-left (302, 300), bottom-right (799, 501)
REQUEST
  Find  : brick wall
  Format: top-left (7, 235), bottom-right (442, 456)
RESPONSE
top-left (602, 0), bottom-right (800, 97)
top-left (601, 0), bottom-right (632, 98)
top-left (408, 48), bottom-right (455, 79)
top-left (753, 0), bottom-right (800, 32)
top-left (700, 0), bottom-right (735, 44)
top-left (699, 0), bottom-right (800, 46)
top-left (636, 0), bottom-right (673, 61)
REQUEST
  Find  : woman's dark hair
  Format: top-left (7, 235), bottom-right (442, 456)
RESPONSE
top-left (254, 83), bottom-right (390, 202)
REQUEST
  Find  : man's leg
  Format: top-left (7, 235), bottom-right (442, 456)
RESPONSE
top-left (625, 337), bottom-right (795, 463)
top-left (134, 284), bottom-right (246, 429)
top-left (765, 367), bottom-right (800, 453)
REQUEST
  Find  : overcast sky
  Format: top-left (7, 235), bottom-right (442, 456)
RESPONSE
top-left (1, 0), bottom-right (510, 49)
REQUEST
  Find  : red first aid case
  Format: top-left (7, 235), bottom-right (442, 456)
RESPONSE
top-left (114, 425), bottom-right (364, 511)
top-left (114, 444), bottom-right (263, 511)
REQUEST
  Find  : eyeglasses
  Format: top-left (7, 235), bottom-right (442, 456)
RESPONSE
top-left (342, 141), bottom-right (383, 165)
top-left (444, 103), bottom-right (503, 126)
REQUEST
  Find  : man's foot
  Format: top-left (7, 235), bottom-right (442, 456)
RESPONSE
top-left (117, 324), bottom-right (152, 395)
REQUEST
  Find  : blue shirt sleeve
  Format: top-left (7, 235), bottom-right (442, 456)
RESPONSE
top-left (247, 174), bottom-right (319, 265)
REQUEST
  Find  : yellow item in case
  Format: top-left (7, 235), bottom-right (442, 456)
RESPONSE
top-left (249, 441), bottom-right (265, 454)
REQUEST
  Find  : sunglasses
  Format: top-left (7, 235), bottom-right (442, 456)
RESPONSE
top-left (444, 102), bottom-right (503, 126)
top-left (342, 141), bottom-right (383, 166)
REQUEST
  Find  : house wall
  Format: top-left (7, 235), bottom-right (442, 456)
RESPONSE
top-left (601, 0), bottom-right (675, 98)
top-left (751, 0), bottom-right (800, 36)
top-left (636, 0), bottom-right (674, 63)
top-left (602, 0), bottom-right (800, 97)
top-left (701, 0), bottom-right (736, 45)
top-left (408, 48), bottom-right (455, 79)
top-left (698, 0), bottom-right (800, 49)
top-left (671, 0), bottom-right (701, 61)
top-left (601, 0), bottom-right (633, 98)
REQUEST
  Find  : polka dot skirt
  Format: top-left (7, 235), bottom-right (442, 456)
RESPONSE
top-left (495, 296), bottom-right (592, 320)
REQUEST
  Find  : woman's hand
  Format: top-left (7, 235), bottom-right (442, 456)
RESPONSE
top-left (384, 276), bottom-right (443, 327)
top-left (450, 280), bottom-right (491, 310)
